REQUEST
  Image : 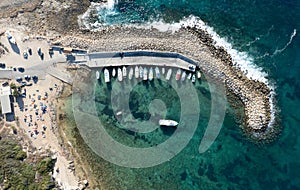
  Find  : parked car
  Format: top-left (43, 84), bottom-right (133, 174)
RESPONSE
top-left (23, 51), bottom-right (28, 59)
top-left (37, 47), bottom-right (42, 55)
top-left (0, 63), bottom-right (5, 68)
top-left (24, 75), bottom-right (31, 81)
top-left (21, 81), bottom-right (27, 87)
top-left (2, 82), bottom-right (9, 87)
top-left (188, 64), bottom-right (196, 72)
top-left (28, 47), bottom-right (32, 55)
top-left (18, 67), bottom-right (25, 72)
top-left (16, 77), bottom-right (22, 82)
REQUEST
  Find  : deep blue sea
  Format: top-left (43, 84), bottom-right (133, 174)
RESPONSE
top-left (79, 0), bottom-right (300, 189)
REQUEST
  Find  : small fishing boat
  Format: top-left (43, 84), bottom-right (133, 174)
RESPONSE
top-left (96, 71), bottom-right (100, 80)
top-left (149, 67), bottom-right (154, 81)
top-left (5, 31), bottom-right (16, 44)
top-left (104, 68), bottom-right (110, 83)
top-left (135, 66), bottom-right (139, 79)
top-left (155, 67), bottom-right (160, 79)
top-left (181, 71), bottom-right (186, 81)
top-left (122, 66), bottom-right (127, 78)
top-left (118, 68), bottom-right (123, 81)
top-left (166, 68), bottom-right (172, 80)
top-left (187, 73), bottom-right (192, 80)
top-left (162, 67), bottom-right (165, 75)
top-left (143, 67), bottom-right (148, 80)
top-left (129, 68), bottom-right (134, 80)
top-left (159, 119), bottom-right (178, 127)
top-left (197, 71), bottom-right (201, 79)
top-left (192, 74), bottom-right (196, 83)
top-left (175, 69), bottom-right (182, 81)
top-left (112, 68), bottom-right (116, 77)
top-left (139, 66), bottom-right (143, 78)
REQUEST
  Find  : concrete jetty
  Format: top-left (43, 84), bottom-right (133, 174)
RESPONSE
top-left (73, 51), bottom-right (196, 71)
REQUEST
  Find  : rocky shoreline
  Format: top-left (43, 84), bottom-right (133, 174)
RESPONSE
top-left (51, 25), bottom-right (279, 142)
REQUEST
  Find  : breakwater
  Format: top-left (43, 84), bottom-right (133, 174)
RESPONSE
top-left (53, 25), bottom-right (279, 142)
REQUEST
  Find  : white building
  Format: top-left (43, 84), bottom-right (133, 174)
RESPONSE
top-left (0, 86), bottom-right (12, 114)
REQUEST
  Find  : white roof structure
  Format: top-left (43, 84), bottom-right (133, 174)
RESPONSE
top-left (0, 86), bottom-right (12, 114)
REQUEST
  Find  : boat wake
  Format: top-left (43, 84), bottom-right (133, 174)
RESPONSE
top-left (271, 29), bottom-right (297, 57)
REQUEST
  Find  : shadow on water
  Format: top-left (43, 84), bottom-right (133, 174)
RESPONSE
top-left (9, 43), bottom-right (20, 54)
top-left (160, 126), bottom-right (176, 136)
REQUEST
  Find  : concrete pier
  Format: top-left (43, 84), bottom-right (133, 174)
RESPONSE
top-left (74, 51), bottom-right (196, 71)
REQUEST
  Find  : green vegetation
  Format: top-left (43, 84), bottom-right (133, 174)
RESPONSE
top-left (10, 83), bottom-right (20, 98)
top-left (0, 139), bottom-right (56, 189)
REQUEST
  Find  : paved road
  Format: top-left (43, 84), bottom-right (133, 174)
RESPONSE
top-left (0, 56), bottom-right (66, 80)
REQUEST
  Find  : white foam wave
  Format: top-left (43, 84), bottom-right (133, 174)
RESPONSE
top-left (272, 29), bottom-right (296, 56)
top-left (78, 0), bottom-right (118, 29)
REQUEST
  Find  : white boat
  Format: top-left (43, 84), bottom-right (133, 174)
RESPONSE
top-left (187, 73), bottom-right (192, 80)
top-left (139, 66), bottom-right (143, 78)
top-left (143, 67), bottom-right (148, 80)
top-left (166, 68), bottom-right (172, 80)
top-left (175, 69), bottom-right (181, 81)
top-left (118, 68), bottom-right (123, 81)
top-left (155, 67), bottom-right (160, 79)
top-left (104, 68), bottom-right (110, 83)
top-left (96, 71), bottom-right (100, 80)
top-left (181, 71), bottom-right (186, 81)
top-left (149, 67), bottom-right (154, 81)
top-left (5, 31), bottom-right (16, 44)
top-left (112, 68), bottom-right (116, 77)
top-left (122, 66), bottom-right (127, 78)
top-left (162, 67), bottom-right (165, 75)
top-left (159, 119), bottom-right (178, 127)
top-left (192, 74), bottom-right (196, 83)
top-left (197, 71), bottom-right (201, 79)
top-left (129, 68), bottom-right (134, 80)
top-left (135, 66), bottom-right (139, 79)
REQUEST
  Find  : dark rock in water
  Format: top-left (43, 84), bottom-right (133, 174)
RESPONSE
top-left (206, 164), bottom-right (217, 182)
top-left (180, 171), bottom-right (187, 181)
top-left (198, 167), bottom-right (205, 176)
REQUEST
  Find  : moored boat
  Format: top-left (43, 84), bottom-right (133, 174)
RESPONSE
top-left (135, 66), bottom-right (139, 79)
top-left (123, 66), bottom-right (127, 78)
top-left (192, 74), bottom-right (196, 83)
top-left (96, 71), bottom-right (100, 80)
top-left (197, 71), bottom-right (201, 79)
top-left (175, 69), bottom-right (182, 81)
top-left (162, 67), bottom-right (165, 75)
top-left (166, 68), bottom-right (172, 80)
top-left (143, 67), bottom-right (148, 80)
top-left (112, 68), bottom-right (116, 77)
top-left (139, 66), bottom-right (143, 78)
top-left (118, 68), bottom-right (123, 81)
top-left (149, 67), bottom-right (153, 81)
top-left (155, 67), bottom-right (160, 79)
top-left (159, 119), bottom-right (178, 127)
top-left (181, 71), bottom-right (186, 81)
top-left (129, 67), bottom-right (134, 80)
top-left (104, 68), bottom-right (110, 83)
top-left (187, 73), bottom-right (192, 80)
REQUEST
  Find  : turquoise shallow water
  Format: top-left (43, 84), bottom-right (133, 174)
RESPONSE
top-left (81, 0), bottom-right (300, 189)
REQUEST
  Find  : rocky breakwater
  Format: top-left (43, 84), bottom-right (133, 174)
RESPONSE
top-left (52, 26), bottom-right (279, 142)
